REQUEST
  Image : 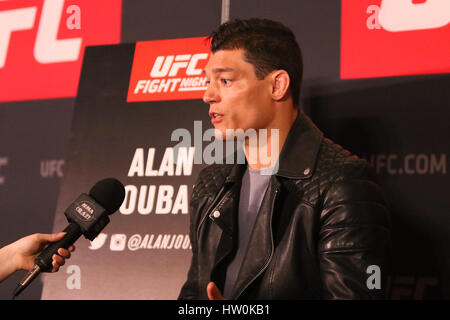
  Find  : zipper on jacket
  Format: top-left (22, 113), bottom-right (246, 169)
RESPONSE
top-left (234, 186), bottom-right (280, 299)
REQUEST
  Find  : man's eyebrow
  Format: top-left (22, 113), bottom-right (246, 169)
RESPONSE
top-left (203, 67), bottom-right (235, 75)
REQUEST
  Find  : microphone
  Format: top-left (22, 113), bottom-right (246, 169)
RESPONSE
top-left (12, 178), bottom-right (125, 298)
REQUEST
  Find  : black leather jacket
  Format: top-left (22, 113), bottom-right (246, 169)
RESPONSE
top-left (179, 112), bottom-right (391, 299)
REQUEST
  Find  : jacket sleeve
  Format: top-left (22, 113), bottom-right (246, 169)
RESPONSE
top-left (177, 184), bottom-right (203, 299)
top-left (318, 162), bottom-right (391, 299)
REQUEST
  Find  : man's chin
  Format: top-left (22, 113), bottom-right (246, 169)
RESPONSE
top-left (214, 128), bottom-right (227, 140)
top-left (214, 128), bottom-right (244, 141)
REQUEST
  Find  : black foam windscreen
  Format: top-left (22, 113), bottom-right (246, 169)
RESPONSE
top-left (89, 178), bottom-right (125, 214)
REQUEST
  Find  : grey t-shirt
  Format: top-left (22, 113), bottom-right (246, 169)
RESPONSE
top-left (223, 166), bottom-right (272, 298)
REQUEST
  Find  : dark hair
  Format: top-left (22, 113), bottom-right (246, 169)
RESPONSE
top-left (208, 18), bottom-right (303, 106)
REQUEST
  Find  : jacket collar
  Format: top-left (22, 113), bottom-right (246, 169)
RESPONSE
top-left (276, 110), bottom-right (323, 179)
top-left (224, 110), bottom-right (323, 182)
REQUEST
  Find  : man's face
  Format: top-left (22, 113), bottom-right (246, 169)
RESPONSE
top-left (203, 49), bottom-right (275, 139)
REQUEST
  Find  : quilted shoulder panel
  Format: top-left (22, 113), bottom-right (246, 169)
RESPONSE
top-left (299, 137), bottom-right (370, 205)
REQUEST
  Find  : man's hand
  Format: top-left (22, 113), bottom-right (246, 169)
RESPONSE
top-left (207, 282), bottom-right (226, 300)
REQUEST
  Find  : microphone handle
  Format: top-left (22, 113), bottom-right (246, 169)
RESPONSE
top-left (13, 223), bottom-right (82, 298)
top-left (35, 222), bottom-right (82, 272)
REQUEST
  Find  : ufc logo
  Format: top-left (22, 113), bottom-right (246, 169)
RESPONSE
top-left (341, 0), bottom-right (450, 79)
top-left (387, 275), bottom-right (439, 299)
top-left (150, 53), bottom-right (209, 78)
top-left (127, 37), bottom-right (209, 102)
top-left (367, 0), bottom-right (450, 31)
top-left (0, 0), bottom-right (82, 68)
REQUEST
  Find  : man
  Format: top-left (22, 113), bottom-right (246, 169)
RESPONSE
top-left (179, 18), bottom-right (391, 300)
top-left (0, 232), bottom-right (75, 283)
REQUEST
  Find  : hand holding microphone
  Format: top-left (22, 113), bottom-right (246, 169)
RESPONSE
top-left (12, 177), bottom-right (125, 298)
top-left (0, 233), bottom-right (75, 283)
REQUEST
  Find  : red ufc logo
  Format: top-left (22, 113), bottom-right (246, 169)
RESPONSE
top-left (0, 0), bottom-right (122, 102)
top-left (150, 54), bottom-right (208, 78)
top-left (341, 0), bottom-right (450, 79)
top-left (128, 37), bottom-right (210, 102)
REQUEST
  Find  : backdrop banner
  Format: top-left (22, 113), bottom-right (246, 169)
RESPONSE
top-left (1, 0), bottom-right (448, 300)
top-left (41, 41), bottom-right (212, 299)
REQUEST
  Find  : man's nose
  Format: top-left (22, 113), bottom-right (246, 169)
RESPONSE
top-left (203, 83), bottom-right (219, 104)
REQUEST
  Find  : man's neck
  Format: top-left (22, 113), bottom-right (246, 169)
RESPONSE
top-left (243, 107), bottom-right (298, 171)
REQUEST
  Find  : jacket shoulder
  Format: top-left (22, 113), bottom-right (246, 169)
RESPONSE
top-left (316, 137), bottom-right (371, 180)
top-left (302, 137), bottom-right (378, 203)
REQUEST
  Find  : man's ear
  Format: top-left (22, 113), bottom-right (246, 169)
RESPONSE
top-left (270, 70), bottom-right (290, 101)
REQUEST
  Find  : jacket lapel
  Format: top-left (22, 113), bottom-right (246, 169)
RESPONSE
top-left (231, 176), bottom-right (281, 299)
top-left (205, 164), bottom-right (246, 287)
